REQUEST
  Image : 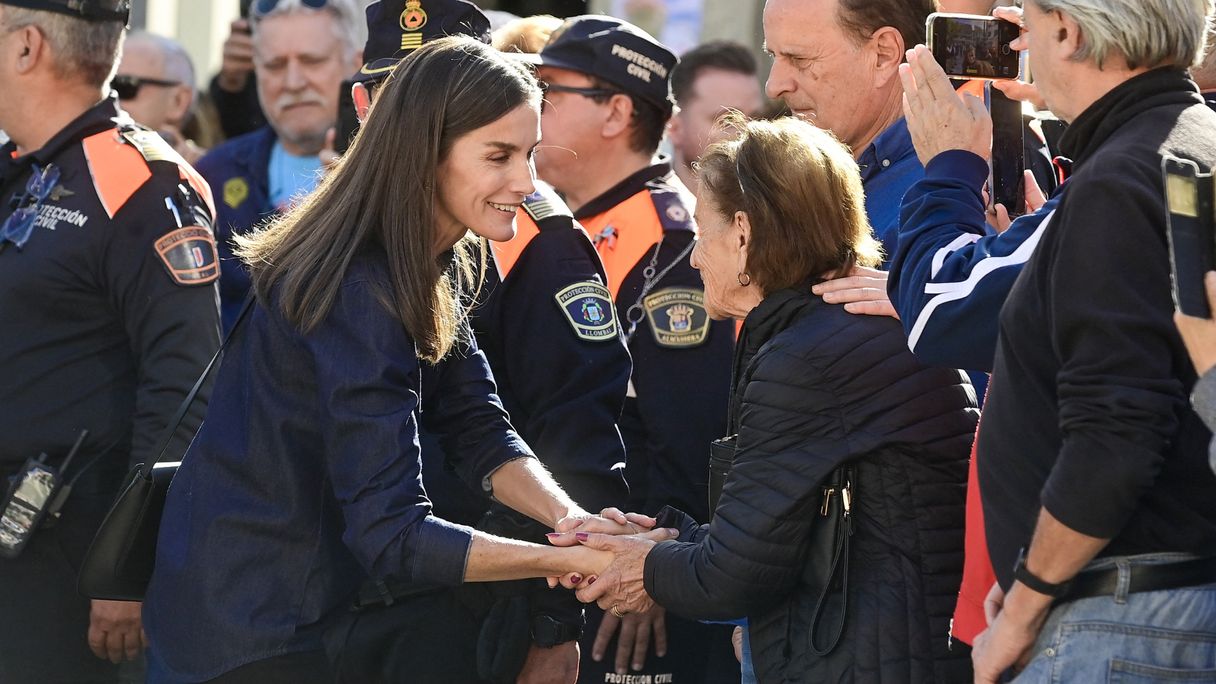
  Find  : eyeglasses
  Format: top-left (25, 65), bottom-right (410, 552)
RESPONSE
top-left (252, 0), bottom-right (328, 17)
top-left (111, 74), bottom-right (181, 100)
top-left (539, 82), bottom-right (622, 100)
top-left (1, 164), bottom-right (60, 252)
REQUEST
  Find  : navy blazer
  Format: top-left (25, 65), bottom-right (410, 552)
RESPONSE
top-left (144, 251), bottom-right (533, 682)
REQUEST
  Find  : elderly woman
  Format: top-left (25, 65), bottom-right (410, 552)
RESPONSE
top-left (563, 116), bottom-right (979, 683)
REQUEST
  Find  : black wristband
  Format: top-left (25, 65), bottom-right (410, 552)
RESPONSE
top-left (1012, 546), bottom-right (1072, 598)
top-left (531, 615), bottom-right (583, 648)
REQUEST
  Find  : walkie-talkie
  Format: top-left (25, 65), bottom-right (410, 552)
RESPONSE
top-left (0, 430), bottom-right (88, 559)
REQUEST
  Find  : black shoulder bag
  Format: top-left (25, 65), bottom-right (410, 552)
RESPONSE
top-left (78, 297), bottom-right (255, 601)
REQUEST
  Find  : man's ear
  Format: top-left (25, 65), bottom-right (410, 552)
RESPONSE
top-left (13, 25), bottom-right (44, 75)
top-left (352, 81), bottom-right (372, 122)
top-left (601, 92), bottom-right (635, 140)
top-left (870, 25), bottom-right (905, 88)
top-left (1053, 10), bottom-right (1084, 62)
top-left (168, 85), bottom-right (194, 127)
top-left (666, 110), bottom-right (684, 145)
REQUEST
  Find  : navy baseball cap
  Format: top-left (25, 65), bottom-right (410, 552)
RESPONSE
top-left (354, 0), bottom-right (490, 83)
top-left (0, 0), bottom-right (129, 23)
top-left (528, 15), bottom-right (677, 115)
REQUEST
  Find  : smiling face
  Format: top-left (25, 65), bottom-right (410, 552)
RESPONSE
top-left (762, 0), bottom-right (890, 151)
top-left (253, 11), bottom-right (356, 155)
top-left (434, 103), bottom-right (541, 248)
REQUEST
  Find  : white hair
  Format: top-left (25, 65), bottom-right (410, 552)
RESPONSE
top-left (1029, 0), bottom-right (1215, 69)
top-left (0, 4), bottom-right (125, 87)
top-left (251, 0), bottom-right (366, 58)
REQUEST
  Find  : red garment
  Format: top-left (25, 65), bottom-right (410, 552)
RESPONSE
top-left (952, 436), bottom-right (995, 645)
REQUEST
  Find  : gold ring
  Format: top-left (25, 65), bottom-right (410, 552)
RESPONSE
top-left (611, 605), bottom-right (627, 618)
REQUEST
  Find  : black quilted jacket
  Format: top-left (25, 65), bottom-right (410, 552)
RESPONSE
top-left (643, 287), bottom-right (978, 683)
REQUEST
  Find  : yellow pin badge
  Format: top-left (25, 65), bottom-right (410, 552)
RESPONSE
top-left (223, 177), bottom-right (249, 209)
top-left (555, 282), bottom-right (618, 342)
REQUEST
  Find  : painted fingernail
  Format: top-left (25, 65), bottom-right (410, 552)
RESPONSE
top-left (546, 532), bottom-right (562, 538)
top-left (576, 532), bottom-right (589, 542)
top-left (570, 574), bottom-right (583, 584)
top-left (588, 576), bottom-right (597, 585)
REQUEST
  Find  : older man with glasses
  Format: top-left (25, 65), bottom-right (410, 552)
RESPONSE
top-left (113, 30), bottom-right (204, 163)
top-left (194, 0), bottom-right (364, 333)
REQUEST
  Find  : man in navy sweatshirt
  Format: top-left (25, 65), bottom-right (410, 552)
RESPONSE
top-left (899, 2), bottom-right (1216, 682)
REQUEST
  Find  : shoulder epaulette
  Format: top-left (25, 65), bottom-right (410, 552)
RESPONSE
top-left (522, 181), bottom-right (573, 226)
top-left (81, 126), bottom-right (215, 220)
top-left (648, 184), bottom-right (695, 233)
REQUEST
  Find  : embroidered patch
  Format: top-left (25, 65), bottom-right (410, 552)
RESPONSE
top-left (223, 177), bottom-right (249, 209)
top-left (643, 288), bottom-right (711, 348)
top-left (155, 226), bottom-right (220, 286)
top-left (554, 282), bottom-right (618, 342)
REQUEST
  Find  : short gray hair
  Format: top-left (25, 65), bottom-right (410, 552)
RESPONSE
top-left (251, 0), bottom-right (366, 58)
top-left (1, 5), bottom-right (125, 87)
top-left (1029, 0), bottom-right (1215, 69)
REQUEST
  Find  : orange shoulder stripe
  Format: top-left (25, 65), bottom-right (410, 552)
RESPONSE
top-left (82, 129), bottom-right (151, 219)
top-left (491, 210), bottom-right (542, 279)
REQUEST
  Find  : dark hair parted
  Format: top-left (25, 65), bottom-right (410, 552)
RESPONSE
top-left (671, 40), bottom-right (758, 105)
top-left (837, 0), bottom-right (935, 54)
top-left (696, 115), bottom-right (881, 293)
top-left (237, 37), bottom-right (540, 363)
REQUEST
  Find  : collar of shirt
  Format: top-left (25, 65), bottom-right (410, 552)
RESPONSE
top-left (572, 155), bottom-right (675, 221)
top-left (857, 117), bottom-right (915, 184)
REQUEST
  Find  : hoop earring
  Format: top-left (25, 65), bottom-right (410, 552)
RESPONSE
top-left (737, 272), bottom-right (752, 287)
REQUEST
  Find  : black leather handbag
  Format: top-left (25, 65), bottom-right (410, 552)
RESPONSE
top-left (77, 297), bottom-right (254, 601)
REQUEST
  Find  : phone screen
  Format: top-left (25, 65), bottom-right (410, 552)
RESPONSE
top-left (927, 13), bottom-right (1021, 80)
top-left (990, 88), bottom-right (1026, 217)
top-left (334, 79), bottom-right (362, 156)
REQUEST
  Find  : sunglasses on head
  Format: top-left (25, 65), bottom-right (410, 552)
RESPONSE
top-left (252, 0), bottom-right (329, 17)
top-left (111, 74), bottom-right (181, 100)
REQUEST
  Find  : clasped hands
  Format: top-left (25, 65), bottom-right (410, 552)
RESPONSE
top-left (546, 508), bottom-right (677, 617)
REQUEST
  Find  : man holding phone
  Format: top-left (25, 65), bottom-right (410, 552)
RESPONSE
top-left (897, 1), bottom-right (1216, 682)
top-left (194, 0), bottom-right (363, 332)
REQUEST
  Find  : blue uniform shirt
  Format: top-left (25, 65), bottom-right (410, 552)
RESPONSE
top-left (858, 117), bottom-right (923, 260)
top-left (144, 251), bottom-right (533, 682)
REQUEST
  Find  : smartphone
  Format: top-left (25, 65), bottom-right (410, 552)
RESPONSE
top-left (0, 459), bottom-right (61, 558)
top-left (1163, 156), bottom-right (1216, 317)
top-left (926, 13), bottom-right (1021, 80)
top-left (990, 87), bottom-right (1026, 217)
top-left (334, 79), bottom-right (360, 156)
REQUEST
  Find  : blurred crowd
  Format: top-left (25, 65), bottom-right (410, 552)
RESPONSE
top-left (2, 1), bottom-right (1216, 684)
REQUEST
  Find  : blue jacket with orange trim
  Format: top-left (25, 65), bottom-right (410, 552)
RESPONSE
top-left (418, 183), bottom-right (631, 635)
top-left (574, 160), bottom-right (734, 523)
top-left (0, 97), bottom-right (221, 487)
top-left (194, 126), bottom-right (277, 332)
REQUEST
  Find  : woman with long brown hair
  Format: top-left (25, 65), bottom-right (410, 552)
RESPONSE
top-left (142, 37), bottom-right (658, 684)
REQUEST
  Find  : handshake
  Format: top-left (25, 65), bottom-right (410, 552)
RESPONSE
top-left (544, 508), bottom-right (680, 618)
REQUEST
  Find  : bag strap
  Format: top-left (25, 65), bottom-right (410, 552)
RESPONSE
top-left (139, 295), bottom-right (256, 478)
top-left (809, 465), bottom-right (854, 656)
